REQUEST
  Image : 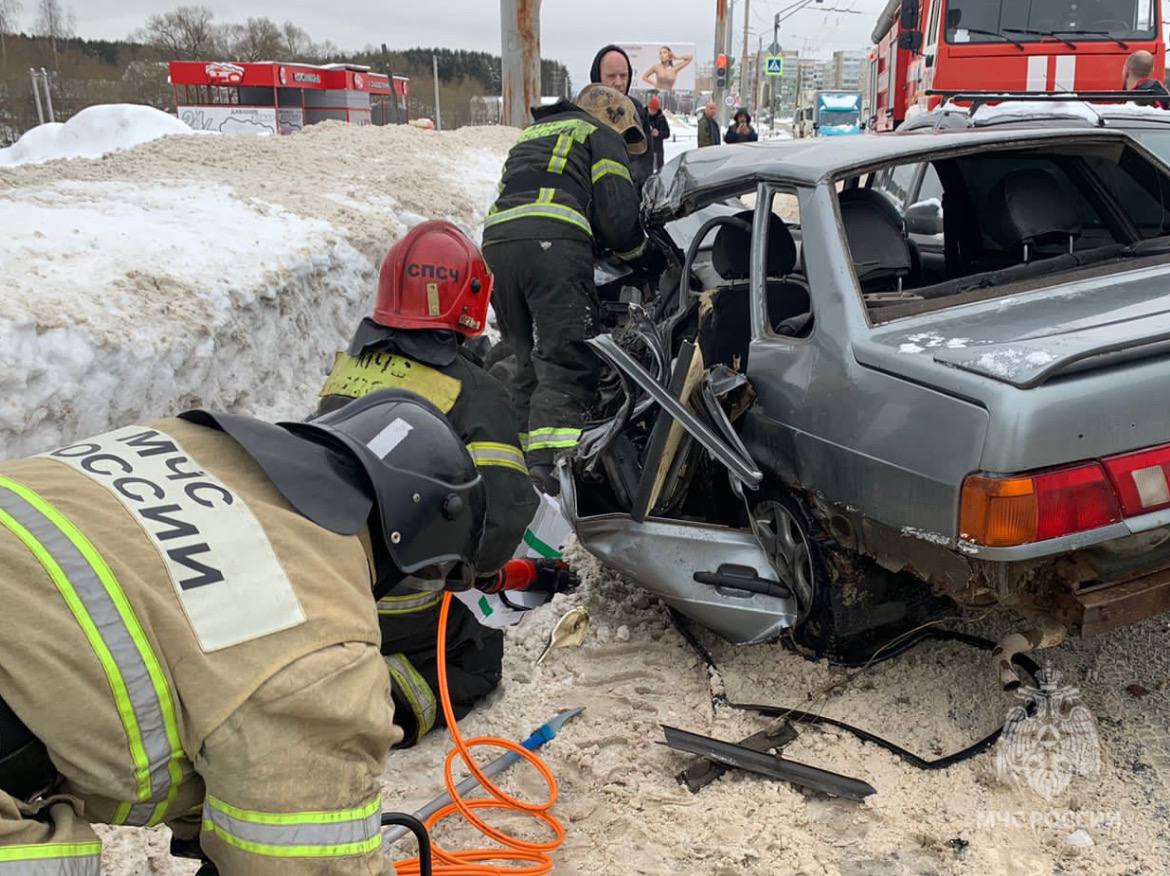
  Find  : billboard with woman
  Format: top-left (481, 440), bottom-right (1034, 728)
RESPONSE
top-left (621, 43), bottom-right (697, 92)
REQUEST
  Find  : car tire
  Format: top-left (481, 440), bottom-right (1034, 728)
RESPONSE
top-left (755, 490), bottom-right (953, 665)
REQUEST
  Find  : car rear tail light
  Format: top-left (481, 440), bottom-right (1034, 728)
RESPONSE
top-left (960, 464), bottom-right (1121, 547)
top-left (1103, 443), bottom-right (1170, 518)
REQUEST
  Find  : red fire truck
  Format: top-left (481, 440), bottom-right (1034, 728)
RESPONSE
top-left (868, 0), bottom-right (1165, 130)
top-left (169, 61), bottom-right (410, 135)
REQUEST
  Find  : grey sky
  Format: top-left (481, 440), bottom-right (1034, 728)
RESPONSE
top-left (60, 1), bottom-right (883, 88)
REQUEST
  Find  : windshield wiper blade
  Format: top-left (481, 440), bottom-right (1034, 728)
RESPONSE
top-left (1002, 27), bottom-right (1078, 49)
top-left (960, 27), bottom-right (1027, 49)
top-left (1052, 29), bottom-right (1130, 49)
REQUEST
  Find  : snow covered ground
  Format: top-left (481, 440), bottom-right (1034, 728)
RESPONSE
top-left (0, 105), bottom-right (199, 167)
top-left (3, 112), bottom-right (1170, 876)
top-left (0, 117), bottom-right (514, 457)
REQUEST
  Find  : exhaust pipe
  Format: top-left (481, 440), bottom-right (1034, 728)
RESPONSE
top-left (992, 622), bottom-right (1066, 690)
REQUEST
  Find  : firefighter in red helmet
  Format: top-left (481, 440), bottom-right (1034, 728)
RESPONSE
top-left (317, 220), bottom-right (574, 747)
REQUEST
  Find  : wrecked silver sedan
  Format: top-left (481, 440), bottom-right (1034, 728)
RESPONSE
top-left (563, 128), bottom-right (1170, 662)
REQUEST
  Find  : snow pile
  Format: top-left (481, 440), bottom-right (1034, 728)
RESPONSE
top-left (0, 121), bottom-right (516, 457)
top-left (0, 104), bottom-right (198, 167)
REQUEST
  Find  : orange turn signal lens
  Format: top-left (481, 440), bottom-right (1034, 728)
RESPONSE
top-left (959, 474), bottom-right (1038, 547)
top-left (960, 464), bottom-right (1121, 547)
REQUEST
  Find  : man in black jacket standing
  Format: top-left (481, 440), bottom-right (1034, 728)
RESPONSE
top-left (724, 108), bottom-right (759, 144)
top-left (482, 85), bottom-right (660, 494)
top-left (590, 44), bottom-right (655, 189)
top-left (646, 94), bottom-right (670, 172)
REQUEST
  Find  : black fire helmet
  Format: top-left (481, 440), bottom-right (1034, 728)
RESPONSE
top-left (182, 389), bottom-right (485, 589)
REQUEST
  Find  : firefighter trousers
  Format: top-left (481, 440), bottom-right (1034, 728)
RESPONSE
top-left (484, 237), bottom-right (600, 467)
top-left (379, 595), bottom-right (504, 748)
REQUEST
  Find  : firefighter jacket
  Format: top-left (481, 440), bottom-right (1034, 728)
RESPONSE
top-left (318, 324), bottom-right (537, 575)
top-left (0, 418), bottom-right (394, 875)
top-left (482, 98), bottom-right (647, 261)
top-left (317, 325), bottom-right (536, 746)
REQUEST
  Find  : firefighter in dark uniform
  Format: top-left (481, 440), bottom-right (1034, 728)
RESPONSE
top-left (482, 84), bottom-right (664, 494)
top-left (317, 221), bottom-right (574, 747)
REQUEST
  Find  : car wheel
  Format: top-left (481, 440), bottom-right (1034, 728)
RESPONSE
top-left (752, 497), bottom-right (819, 619)
top-left (754, 491), bottom-right (953, 664)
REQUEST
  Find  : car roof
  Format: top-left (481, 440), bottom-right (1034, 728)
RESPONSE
top-left (644, 127), bottom-right (1135, 223)
top-left (900, 102), bottom-right (1170, 133)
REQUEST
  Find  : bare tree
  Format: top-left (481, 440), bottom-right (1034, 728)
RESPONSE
top-left (137, 6), bottom-right (220, 60)
top-left (280, 21), bottom-right (313, 59)
top-left (34, 0), bottom-right (72, 60)
top-left (0, 0), bottom-right (23, 68)
top-left (224, 17), bottom-right (284, 61)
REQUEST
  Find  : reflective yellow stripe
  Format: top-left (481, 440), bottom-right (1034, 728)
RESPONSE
top-left (483, 201), bottom-right (592, 236)
top-left (467, 441), bottom-right (528, 475)
top-left (536, 187), bottom-right (555, 204)
top-left (384, 653), bottom-right (437, 739)
top-left (320, 352), bottom-right (462, 414)
top-left (202, 795), bottom-right (382, 859)
top-left (0, 477), bottom-right (187, 827)
top-left (376, 591), bottom-right (443, 615)
top-left (547, 133), bottom-right (573, 174)
top-left (526, 427), bottom-right (582, 451)
top-left (0, 843), bottom-right (102, 862)
top-left (592, 158), bottom-right (632, 184)
top-left (517, 118), bottom-right (597, 144)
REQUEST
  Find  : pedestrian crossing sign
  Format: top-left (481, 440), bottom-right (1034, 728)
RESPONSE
top-left (766, 56), bottom-right (784, 77)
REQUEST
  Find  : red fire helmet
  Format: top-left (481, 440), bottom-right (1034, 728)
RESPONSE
top-left (373, 220), bottom-right (493, 336)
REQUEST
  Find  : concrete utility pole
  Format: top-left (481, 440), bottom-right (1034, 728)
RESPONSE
top-left (41, 68), bottom-right (55, 123)
top-left (739, 0), bottom-right (751, 107)
top-left (500, 0), bottom-right (542, 128)
top-left (29, 67), bottom-right (44, 125)
top-left (432, 54), bottom-right (442, 131)
top-left (714, 0), bottom-right (729, 123)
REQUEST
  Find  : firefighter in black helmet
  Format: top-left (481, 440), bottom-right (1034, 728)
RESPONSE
top-left (0, 390), bottom-right (486, 875)
top-left (483, 84), bottom-right (666, 495)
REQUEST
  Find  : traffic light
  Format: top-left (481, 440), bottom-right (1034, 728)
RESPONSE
top-left (715, 53), bottom-right (729, 89)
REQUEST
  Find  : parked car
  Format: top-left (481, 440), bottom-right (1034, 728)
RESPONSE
top-left (562, 127), bottom-right (1170, 663)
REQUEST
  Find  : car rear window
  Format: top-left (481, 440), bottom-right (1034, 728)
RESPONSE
top-left (839, 142), bottom-right (1170, 323)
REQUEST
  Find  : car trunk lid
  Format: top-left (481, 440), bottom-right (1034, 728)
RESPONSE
top-left (858, 262), bottom-right (1170, 388)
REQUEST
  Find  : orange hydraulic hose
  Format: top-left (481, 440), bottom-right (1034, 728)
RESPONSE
top-left (393, 593), bottom-right (565, 876)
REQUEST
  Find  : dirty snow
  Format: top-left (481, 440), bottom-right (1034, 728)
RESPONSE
top-left (0, 104), bottom-right (199, 167)
top-left (899, 332), bottom-right (972, 354)
top-left (373, 554), bottom-right (1170, 876)
top-left (972, 348), bottom-right (1057, 378)
top-left (972, 100), bottom-right (1103, 126)
top-left (0, 120), bottom-right (516, 457)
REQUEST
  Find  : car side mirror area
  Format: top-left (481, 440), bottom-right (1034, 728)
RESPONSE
top-left (898, 31), bottom-right (924, 53)
top-left (905, 200), bottom-right (943, 236)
